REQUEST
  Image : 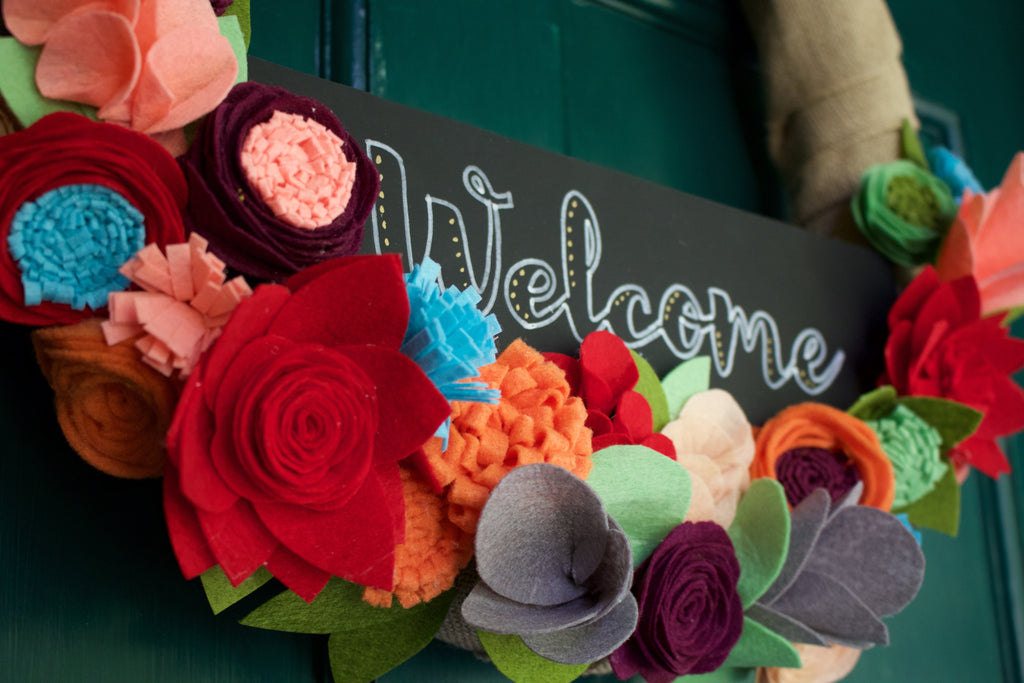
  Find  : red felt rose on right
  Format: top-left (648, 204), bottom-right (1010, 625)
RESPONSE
top-left (881, 265), bottom-right (1024, 477)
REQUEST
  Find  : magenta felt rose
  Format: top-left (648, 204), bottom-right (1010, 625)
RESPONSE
top-left (611, 521), bottom-right (743, 682)
top-left (163, 254), bottom-right (451, 601)
top-left (180, 82), bottom-right (380, 282)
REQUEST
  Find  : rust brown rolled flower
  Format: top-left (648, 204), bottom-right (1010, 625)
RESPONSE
top-left (32, 318), bottom-right (178, 478)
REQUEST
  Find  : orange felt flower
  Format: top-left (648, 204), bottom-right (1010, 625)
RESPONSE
top-left (751, 403), bottom-right (895, 510)
top-left (32, 317), bottom-right (178, 478)
top-left (362, 466), bottom-right (474, 609)
top-left (422, 339), bottom-right (593, 534)
top-left (935, 152), bottom-right (1024, 315)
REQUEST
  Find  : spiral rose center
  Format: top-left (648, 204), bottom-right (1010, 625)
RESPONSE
top-left (776, 446), bottom-right (860, 506)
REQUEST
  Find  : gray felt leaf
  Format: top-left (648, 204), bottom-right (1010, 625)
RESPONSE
top-left (745, 603), bottom-right (827, 647)
top-left (758, 488), bottom-right (829, 605)
top-left (771, 569), bottom-right (889, 646)
top-left (461, 581), bottom-right (608, 635)
top-left (522, 593), bottom-right (639, 665)
top-left (804, 505), bottom-right (925, 618)
top-left (474, 464), bottom-right (610, 606)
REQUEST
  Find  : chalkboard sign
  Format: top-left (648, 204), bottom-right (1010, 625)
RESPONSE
top-left (250, 58), bottom-right (896, 424)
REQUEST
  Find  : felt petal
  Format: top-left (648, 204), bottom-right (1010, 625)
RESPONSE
top-left (256, 472), bottom-right (396, 591)
top-left (338, 345), bottom-right (450, 466)
top-left (169, 374), bottom-right (238, 513)
top-left (580, 330), bottom-right (638, 414)
top-left (264, 545), bottom-right (331, 603)
top-left (521, 594), bottom-right (639, 665)
top-left (461, 581), bottom-right (609, 636)
top-left (271, 254), bottom-right (409, 349)
top-left (163, 464), bottom-right (216, 579)
top-left (133, 0), bottom-right (219, 52)
top-left (474, 464), bottom-right (609, 606)
top-left (612, 390), bottom-right (654, 441)
top-left (745, 603), bottom-right (828, 647)
top-left (2, 0), bottom-right (138, 45)
top-left (196, 498), bottom-right (279, 585)
top-left (760, 488), bottom-right (830, 605)
top-left (771, 570), bottom-right (889, 646)
top-left (803, 505), bottom-right (925, 617)
top-left (131, 24), bottom-right (238, 133)
top-left (35, 12), bottom-right (140, 110)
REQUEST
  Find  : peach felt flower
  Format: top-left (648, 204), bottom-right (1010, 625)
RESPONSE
top-left (936, 152), bottom-right (1024, 316)
top-left (3, 0), bottom-right (238, 151)
top-left (421, 339), bottom-right (593, 535)
top-left (756, 642), bottom-right (861, 683)
top-left (659, 389), bottom-right (754, 527)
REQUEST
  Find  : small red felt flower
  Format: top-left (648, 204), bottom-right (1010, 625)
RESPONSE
top-left (545, 330), bottom-right (675, 457)
top-left (163, 254), bottom-right (450, 601)
top-left (881, 265), bottom-right (1024, 477)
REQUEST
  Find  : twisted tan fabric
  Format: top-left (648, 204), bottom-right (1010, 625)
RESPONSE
top-left (0, 95), bottom-right (19, 136)
top-left (742, 0), bottom-right (918, 241)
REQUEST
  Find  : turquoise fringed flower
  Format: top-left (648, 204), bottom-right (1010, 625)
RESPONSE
top-left (403, 258), bottom-right (501, 443)
top-left (927, 146), bottom-right (984, 203)
top-left (8, 184), bottom-right (145, 310)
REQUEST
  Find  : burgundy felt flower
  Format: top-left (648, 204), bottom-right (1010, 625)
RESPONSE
top-left (180, 82), bottom-right (379, 282)
top-left (775, 447), bottom-right (861, 508)
top-left (881, 265), bottom-right (1024, 477)
top-left (610, 521), bottom-right (744, 682)
top-left (545, 331), bottom-right (675, 458)
top-left (0, 112), bottom-right (186, 326)
top-left (163, 254), bottom-right (451, 601)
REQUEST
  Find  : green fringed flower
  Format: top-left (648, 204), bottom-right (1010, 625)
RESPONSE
top-left (851, 160), bottom-right (957, 266)
top-left (866, 404), bottom-right (947, 508)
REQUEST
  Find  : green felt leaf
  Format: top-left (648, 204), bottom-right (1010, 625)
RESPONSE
top-left (847, 385), bottom-right (898, 421)
top-left (222, 0), bottom-right (252, 49)
top-left (200, 565), bottom-right (273, 615)
top-left (898, 396), bottom-right (983, 450)
top-left (478, 632), bottom-right (587, 683)
top-left (631, 350), bottom-right (670, 432)
top-left (894, 460), bottom-right (960, 536)
top-left (218, 16), bottom-right (248, 84)
top-left (727, 479), bottom-right (790, 609)
top-left (1001, 305), bottom-right (1024, 325)
top-left (0, 38), bottom-right (98, 126)
top-left (722, 617), bottom-right (801, 669)
top-left (327, 590), bottom-right (456, 683)
top-left (661, 357), bottom-right (712, 421)
top-left (587, 445), bottom-right (691, 567)
top-left (900, 119), bottom-right (930, 170)
top-left (241, 578), bottom-right (440, 634)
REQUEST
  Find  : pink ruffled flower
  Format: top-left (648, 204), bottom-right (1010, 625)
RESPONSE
top-left (3, 0), bottom-right (238, 151)
top-left (102, 234), bottom-right (251, 377)
top-left (659, 389), bottom-right (754, 528)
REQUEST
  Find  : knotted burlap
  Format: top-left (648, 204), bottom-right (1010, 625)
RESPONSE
top-left (741, 0), bottom-right (917, 241)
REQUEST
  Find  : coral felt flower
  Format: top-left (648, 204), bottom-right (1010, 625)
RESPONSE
top-left (881, 266), bottom-right (1024, 477)
top-left (163, 254), bottom-right (451, 602)
top-left (32, 317), bottom-right (178, 478)
top-left (0, 112), bottom-right (186, 326)
top-left (751, 403), bottom-right (895, 510)
top-left (936, 152), bottom-right (1024, 315)
top-left (545, 330), bottom-right (675, 458)
top-left (3, 0), bottom-right (237, 140)
top-left (180, 82), bottom-right (379, 282)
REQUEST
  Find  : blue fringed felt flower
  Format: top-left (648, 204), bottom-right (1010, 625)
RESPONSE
top-left (403, 258), bottom-right (501, 444)
top-left (927, 147), bottom-right (983, 203)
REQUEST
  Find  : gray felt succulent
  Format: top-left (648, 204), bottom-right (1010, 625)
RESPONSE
top-left (460, 463), bottom-right (639, 665)
top-left (747, 484), bottom-right (926, 649)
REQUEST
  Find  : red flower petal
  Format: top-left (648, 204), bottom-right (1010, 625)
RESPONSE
top-left (376, 460), bottom-right (406, 544)
top-left (338, 345), bottom-right (450, 465)
top-left (952, 435), bottom-right (1011, 478)
top-left (163, 464), bottom-right (216, 579)
top-left (640, 433), bottom-right (677, 459)
top-left (888, 266), bottom-right (940, 329)
top-left (255, 469), bottom-right (397, 591)
top-left (197, 498), bottom-right (279, 585)
top-left (541, 352), bottom-right (581, 396)
top-left (580, 330), bottom-right (638, 414)
top-left (613, 390), bottom-right (654, 441)
top-left (270, 254), bottom-right (409, 349)
top-left (264, 546), bottom-right (331, 603)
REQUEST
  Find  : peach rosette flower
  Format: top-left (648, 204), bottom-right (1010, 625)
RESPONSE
top-left (936, 152), bottom-right (1024, 316)
top-left (756, 642), bottom-right (861, 683)
top-left (659, 389), bottom-right (754, 528)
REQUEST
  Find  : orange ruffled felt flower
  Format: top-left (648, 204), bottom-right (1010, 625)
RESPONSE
top-left (362, 465), bottom-right (474, 609)
top-left (422, 339), bottom-right (593, 535)
top-left (32, 317), bottom-right (178, 478)
top-left (936, 152), bottom-right (1024, 316)
top-left (3, 0), bottom-right (238, 148)
top-left (751, 403), bottom-right (896, 511)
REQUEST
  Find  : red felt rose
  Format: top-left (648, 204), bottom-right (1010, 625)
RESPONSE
top-left (545, 330), bottom-right (675, 457)
top-left (163, 254), bottom-right (451, 601)
top-left (0, 112), bottom-right (186, 326)
top-left (881, 265), bottom-right (1024, 477)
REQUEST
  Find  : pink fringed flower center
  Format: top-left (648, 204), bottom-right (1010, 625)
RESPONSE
top-left (240, 111), bottom-right (357, 230)
top-left (102, 233), bottom-right (252, 377)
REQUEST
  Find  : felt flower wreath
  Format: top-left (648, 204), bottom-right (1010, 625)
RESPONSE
top-left (163, 254), bottom-right (451, 602)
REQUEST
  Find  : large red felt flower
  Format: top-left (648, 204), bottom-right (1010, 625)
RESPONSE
top-left (545, 331), bottom-right (675, 458)
top-left (163, 254), bottom-right (450, 601)
top-left (881, 266), bottom-right (1024, 477)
